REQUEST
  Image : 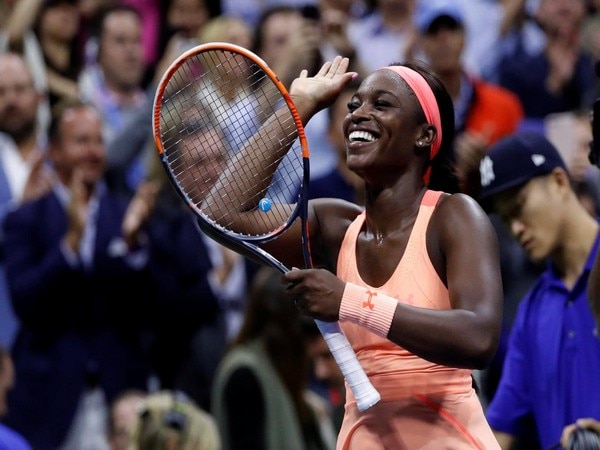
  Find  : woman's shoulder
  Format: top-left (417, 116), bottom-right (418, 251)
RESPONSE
top-left (434, 192), bottom-right (487, 217)
top-left (431, 192), bottom-right (496, 240)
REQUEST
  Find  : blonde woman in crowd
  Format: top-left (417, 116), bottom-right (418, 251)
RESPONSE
top-left (129, 390), bottom-right (220, 450)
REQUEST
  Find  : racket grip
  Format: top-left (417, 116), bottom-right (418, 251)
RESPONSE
top-left (315, 320), bottom-right (381, 412)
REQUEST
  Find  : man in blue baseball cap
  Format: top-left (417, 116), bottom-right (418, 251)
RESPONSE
top-left (478, 131), bottom-right (600, 449)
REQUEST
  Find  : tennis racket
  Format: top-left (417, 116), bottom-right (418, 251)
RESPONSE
top-left (152, 42), bottom-right (380, 412)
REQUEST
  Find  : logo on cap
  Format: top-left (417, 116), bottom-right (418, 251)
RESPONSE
top-left (531, 154), bottom-right (546, 166)
top-left (480, 156), bottom-right (495, 187)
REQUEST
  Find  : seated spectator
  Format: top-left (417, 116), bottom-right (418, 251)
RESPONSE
top-left (129, 390), bottom-right (220, 450)
top-left (211, 266), bottom-right (337, 450)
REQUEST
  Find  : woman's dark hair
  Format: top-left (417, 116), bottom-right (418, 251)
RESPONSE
top-left (394, 60), bottom-right (460, 193)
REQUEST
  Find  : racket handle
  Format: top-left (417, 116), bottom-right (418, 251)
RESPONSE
top-left (315, 320), bottom-right (381, 412)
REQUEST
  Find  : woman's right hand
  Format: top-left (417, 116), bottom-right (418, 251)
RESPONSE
top-left (290, 56), bottom-right (357, 124)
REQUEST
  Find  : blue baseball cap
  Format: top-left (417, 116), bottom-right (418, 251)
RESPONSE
top-left (415, 0), bottom-right (464, 33)
top-left (478, 131), bottom-right (568, 203)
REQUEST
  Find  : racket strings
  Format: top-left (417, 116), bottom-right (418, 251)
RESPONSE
top-left (158, 48), bottom-right (303, 237)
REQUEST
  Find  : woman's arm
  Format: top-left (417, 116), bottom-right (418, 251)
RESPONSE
top-left (284, 194), bottom-right (503, 370)
top-left (387, 193), bottom-right (503, 368)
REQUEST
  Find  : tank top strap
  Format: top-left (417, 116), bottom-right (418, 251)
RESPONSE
top-left (422, 189), bottom-right (443, 207)
top-left (337, 211), bottom-right (365, 278)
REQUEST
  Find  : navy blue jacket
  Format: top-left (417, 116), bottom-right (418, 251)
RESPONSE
top-left (2, 189), bottom-right (153, 448)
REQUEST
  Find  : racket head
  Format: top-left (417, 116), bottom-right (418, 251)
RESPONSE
top-left (152, 42), bottom-right (310, 245)
top-left (154, 45), bottom-right (378, 408)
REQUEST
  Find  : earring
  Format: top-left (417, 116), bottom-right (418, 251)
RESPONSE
top-left (416, 141), bottom-right (424, 147)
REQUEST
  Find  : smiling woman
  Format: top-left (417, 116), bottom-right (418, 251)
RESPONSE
top-left (202, 55), bottom-right (503, 449)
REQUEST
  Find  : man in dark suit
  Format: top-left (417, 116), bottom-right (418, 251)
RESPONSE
top-left (2, 99), bottom-right (158, 448)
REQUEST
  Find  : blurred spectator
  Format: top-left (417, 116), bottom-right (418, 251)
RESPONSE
top-left (449, 0), bottom-right (507, 77)
top-left (0, 52), bottom-right (54, 349)
top-left (79, 4), bottom-right (150, 196)
top-left (253, 5), bottom-right (323, 88)
top-left (107, 389), bottom-right (146, 450)
top-left (211, 266), bottom-right (336, 450)
top-left (253, 5), bottom-right (338, 182)
top-left (2, 99), bottom-right (158, 449)
top-left (0, 0), bottom-right (52, 134)
top-left (195, 15), bottom-right (258, 155)
top-left (163, 0), bottom-right (211, 52)
top-left (84, 1), bottom-right (219, 209)
top-left (36, 0), bottom-right (84, 107)
top-left (413, 0), bottom-right (525, 196)
top-left (145, 117), bottom-right (257, 411)
top-left (0, 52), bottom-right (54, 215)
top-left (151, 0), bottom-right (211, 89)
top-left (312, 0), bottom-right (369, 77)
top-left (346, 0), bottom-right (416, 73)
top-left (545, 109), bottom-right (600, 216)
top-left (490, 0), bottom-right (595, 129)
top-left (0, 345), bottom-right (31, 450)
top-left (129, 390), bottom-right (220, 450)
top-left (478, 131), bottom-right (600, 450)
top-left (120, 0), bottom-right (160, 73)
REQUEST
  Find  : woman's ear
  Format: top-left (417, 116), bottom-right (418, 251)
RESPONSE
top-left (416, 125), bottom-right (436, 147)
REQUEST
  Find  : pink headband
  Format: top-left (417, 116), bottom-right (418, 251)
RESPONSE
top-left (378, 66), bottom-right (442, 161)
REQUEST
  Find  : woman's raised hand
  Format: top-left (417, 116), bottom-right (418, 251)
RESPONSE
top-left (290, 56), bottom-right (357, 122)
